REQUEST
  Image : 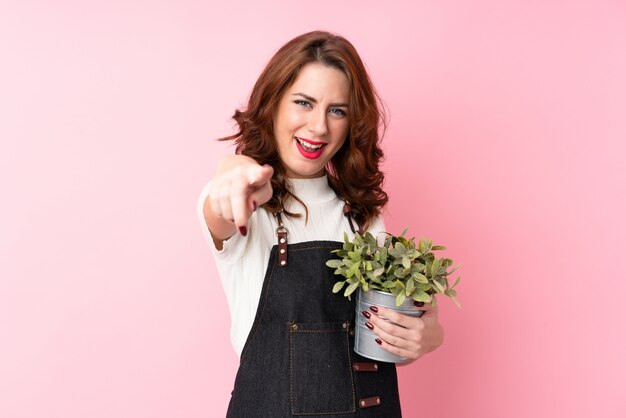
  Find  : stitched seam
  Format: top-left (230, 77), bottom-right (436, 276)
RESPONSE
top-left (239, 251), bottom-right (277, 361)
top-left (290, 245), bottom-right (339, 252)
top-left (292, 330), bottom-right (344, 333)
top-left (289, 324), bottom-right (357, 416)
top-left (289, 323), bottom-right (295, 416)
top-left (345, 323), bottom-right (356, 413)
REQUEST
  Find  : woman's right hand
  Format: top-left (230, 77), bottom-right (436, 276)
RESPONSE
top-left (203, 155), bottom-right (274, 248)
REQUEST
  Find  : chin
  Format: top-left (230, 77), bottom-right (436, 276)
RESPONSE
top-left (288, 165), bottom-right (325, 179)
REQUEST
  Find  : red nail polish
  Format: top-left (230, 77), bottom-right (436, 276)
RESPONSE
top-left (365, 322), bottom-right (374, 330)
top-left (414, 301), bottom-right (424, 307)
top-left (370, 306), bottom-right (379, 313)
top-left (239, 226), bottom-right (247, 236)
top-left (375, 338), bottom-right (382, 345)
top-left (362, 311), bottom-right (371, 319)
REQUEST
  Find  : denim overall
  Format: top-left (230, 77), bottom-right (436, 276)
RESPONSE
top-left (225, 234), bottom-right (403, 417)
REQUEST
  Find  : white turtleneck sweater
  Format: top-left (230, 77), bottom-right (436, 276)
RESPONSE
top-left (197, 175), bottom-right (386, 357)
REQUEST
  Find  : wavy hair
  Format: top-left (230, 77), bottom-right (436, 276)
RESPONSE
top-left (219, 30), bottom-right (388, 231)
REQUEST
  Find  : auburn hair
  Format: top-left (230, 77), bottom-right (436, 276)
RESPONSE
top-left (218, 30), bottom-right (388, 232)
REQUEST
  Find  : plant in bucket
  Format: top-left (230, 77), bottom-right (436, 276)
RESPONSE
top-left (326, 228), bottom-right (461, 363)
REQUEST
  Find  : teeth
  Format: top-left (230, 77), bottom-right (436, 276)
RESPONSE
top-left (296, 137), bottom-right (323, 152)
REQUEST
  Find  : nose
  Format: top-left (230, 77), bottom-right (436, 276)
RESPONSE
top-left (307, 108), bottom-right (328, 137)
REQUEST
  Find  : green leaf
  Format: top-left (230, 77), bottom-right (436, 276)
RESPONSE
top-left (344, 282), bottom-right (359, 297)
top-left (431, 259), bottom-right (441, 277)
top-left (406, 249), bottom-right (420, 259)
top-left (332, 281), bottom-right (345, 293)
top-left (413, 272), bottom-right (428, 283)
top-left (326, 259), bottom-right (343, 268)
top-left (386, 264), bottom-right (395, 275)
top-left (382, 280), bottom-right (396, 289)
top-left (446, 265), bottom-right (460, 276)
top-left (414, 291), bottom-right (432, 303)
top-left (380, 247), bottom-right (388, 266)
top-left (450, 276), bottom-right (461, 290)
top-left (402, 255), bottom-right (410, 269)
top-left (406, 278), bottom-right (416, 296)
top-left (388, 248), bottom-right (401, 258)
top-left (394, 268), bottom-right (408, 279)
top-left (415, 282), bottom-right (432, 291)
top-left (395, 292), bottom-right (407, 306)
top-left (432, 245), bottom-right (446, 250)
top-left (432, 279), bottom-right (445, 293)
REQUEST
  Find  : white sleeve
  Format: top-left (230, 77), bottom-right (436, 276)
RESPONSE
top-left (196, 180), bottom-right (249, 264)
top-left (367, 213), bottom-right (387, 234)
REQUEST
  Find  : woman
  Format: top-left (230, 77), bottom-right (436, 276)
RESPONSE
top-left (198, 31), bottom-right (444, 417)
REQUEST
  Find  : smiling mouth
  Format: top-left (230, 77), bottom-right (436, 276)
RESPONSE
top-left (295, 137), bottom-right (326, 153)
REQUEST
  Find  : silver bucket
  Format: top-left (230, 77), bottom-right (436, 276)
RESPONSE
top-left (354, 288), bottom-right (425, 363)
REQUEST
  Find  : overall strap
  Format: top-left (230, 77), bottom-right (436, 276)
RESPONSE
top-left (274, 210), bottom-right (289, 266)
top-left (273, 201), bottom-right (359, 267)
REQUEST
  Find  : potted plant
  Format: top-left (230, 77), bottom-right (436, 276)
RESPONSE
top-left (326, 228), bottom-right (460, 363)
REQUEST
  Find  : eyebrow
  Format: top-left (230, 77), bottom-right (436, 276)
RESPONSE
top-left (291, 92), bottom-right (349, 107)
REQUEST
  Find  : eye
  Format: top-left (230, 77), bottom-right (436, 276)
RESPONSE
top-left (294, 99), bottom-right (312, 108)
top-left (329, 108), bottom-right (347, 117)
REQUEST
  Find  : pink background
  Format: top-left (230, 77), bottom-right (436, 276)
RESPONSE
top-left (2, 1), bottom-right (625, 417)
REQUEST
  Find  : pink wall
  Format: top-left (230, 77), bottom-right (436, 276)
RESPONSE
top-left (2, 1), bottom-right (624, 417)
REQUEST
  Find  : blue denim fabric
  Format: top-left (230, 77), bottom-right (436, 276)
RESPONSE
top-left (226, 241), bottom-right (402, 417)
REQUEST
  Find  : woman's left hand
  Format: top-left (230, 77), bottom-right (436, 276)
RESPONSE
top-left (363, 302), bottom-right (444, 365)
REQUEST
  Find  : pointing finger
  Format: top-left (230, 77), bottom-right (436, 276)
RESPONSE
top-left (248, 164), bottom-right (274, 188)
top-left (230, 178), bottom-right (253, 234)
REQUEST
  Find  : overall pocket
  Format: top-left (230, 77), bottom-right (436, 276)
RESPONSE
top-left (289, 321), bottom-right (356, 415)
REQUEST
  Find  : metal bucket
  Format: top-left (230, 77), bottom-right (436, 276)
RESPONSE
top-left (354, 289), bottom-right (425, 363)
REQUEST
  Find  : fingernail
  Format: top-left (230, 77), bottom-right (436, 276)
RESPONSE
top-left (253, 201), bottom-right (258, 211)
top-left (238, 226), bottom-right (247, 236)
top-left (375, 338), bottom-right (382, 345)
top-left (370, 306), bottom-right (379, 313)
top-left (365, 322), bottom-right (374, 330)
top-left (414, 301), bottom-right (424, 307)
top-left (362, 311), bottom-right (371, 319)
top-left (263, 164), bottom-right (272, 169)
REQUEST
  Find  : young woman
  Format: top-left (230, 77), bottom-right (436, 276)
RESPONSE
top-left (198, 31), bottom-right (444, 417)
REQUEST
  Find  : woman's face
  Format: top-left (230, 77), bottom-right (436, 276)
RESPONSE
top-left (273, 62), bottom-right (350, 179)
